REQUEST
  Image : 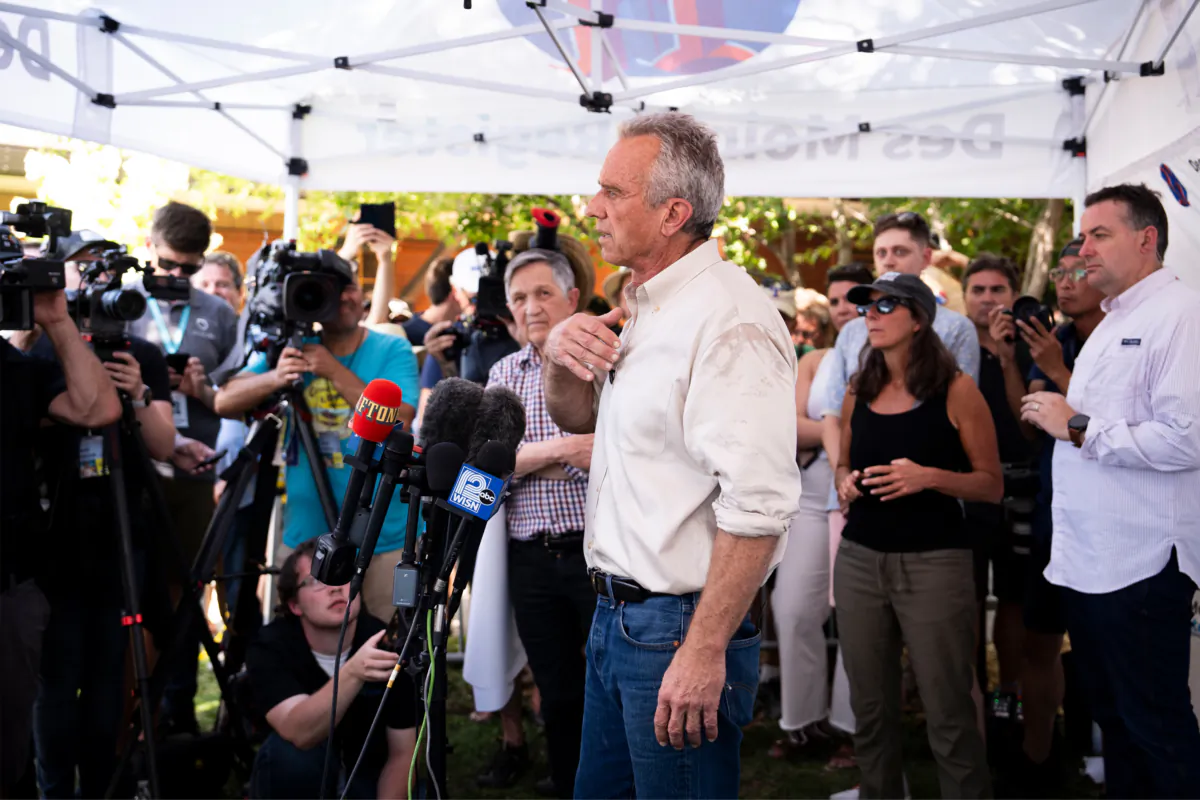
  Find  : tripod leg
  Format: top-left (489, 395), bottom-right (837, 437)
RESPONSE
top-left (105, 426), bottom-right (161, 800)
top-left (286, 389), bottom-right (340, 532)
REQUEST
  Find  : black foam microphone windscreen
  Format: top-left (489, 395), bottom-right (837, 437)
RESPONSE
top-left (419, 377), bottom-right (484, 452)
top-left (466, 385), bottom-right (526, 464)
top-left (474, 439), bottom-right (516, 477)
top-left (425, 442), bottom-right (466, 494)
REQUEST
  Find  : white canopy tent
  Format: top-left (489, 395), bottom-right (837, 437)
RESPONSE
top-left (0, 0), bottom-right (1197, 277)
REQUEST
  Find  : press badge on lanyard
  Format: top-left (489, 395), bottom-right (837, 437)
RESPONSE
top-left (149, 302), bottom-right (192, 429)
top-left (79, 434), bottom-right (108, 478)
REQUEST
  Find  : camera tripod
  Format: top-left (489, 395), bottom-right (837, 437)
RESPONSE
top-left (106, 381), bottom-right (339, 798)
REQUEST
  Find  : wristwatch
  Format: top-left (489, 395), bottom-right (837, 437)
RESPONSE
top-left (1068, 414), bottom-right (1090, 448)
top-left (131, 384), bottom-right (152, 409)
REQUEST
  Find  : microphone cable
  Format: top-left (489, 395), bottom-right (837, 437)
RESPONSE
top-left (319, 591), bottom-right (357, 799)
top-left (340, 608), bottom-right (431, 800)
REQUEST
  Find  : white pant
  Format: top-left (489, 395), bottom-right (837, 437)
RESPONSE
top-left (773, 457), bottom-right (834, 731)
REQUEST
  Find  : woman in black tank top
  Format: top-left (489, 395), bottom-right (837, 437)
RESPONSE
top-left (832, 275), bottom-right (1002, 799)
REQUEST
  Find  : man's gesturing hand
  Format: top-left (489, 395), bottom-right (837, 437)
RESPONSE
top-left (545, 309), bottom-right (624, 382)
top-left (655, 644), bottom-right (725, 749)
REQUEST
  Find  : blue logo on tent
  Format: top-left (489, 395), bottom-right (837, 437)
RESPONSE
top-left (499, 0), bottom-right (802, 78)
top-left (1161, 164), bottom-right (1190, 207)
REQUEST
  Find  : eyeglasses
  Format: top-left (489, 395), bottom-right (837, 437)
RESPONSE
top-left (157, 255), bottom-right (204, 276)
top-left (297, 575), bottom-right (335, 592)
top-left (856, 296), bottom-right (909, 316)
top-left (1049, 266), bottom-right (1088, 282)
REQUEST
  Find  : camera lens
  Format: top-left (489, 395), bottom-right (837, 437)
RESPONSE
top-left (99, 287), bottom-right (147, 321)
top-left (291, 278), bottom-right (328, 315)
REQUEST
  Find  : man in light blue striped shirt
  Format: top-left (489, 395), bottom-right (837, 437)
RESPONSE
top-left (1021, 184), bottom-right (1200, 798)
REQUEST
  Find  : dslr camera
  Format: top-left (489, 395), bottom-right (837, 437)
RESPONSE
top-left (66, 246), bottom-right (191, 361)
top-left (1002, 295), bottom-right (1054, 343)
top-left (244, 240), bottom-right (353, 358)
top-left (442, 242), bottom-right (514, 364)
top-left (0, 201), bottom-right (72, 330)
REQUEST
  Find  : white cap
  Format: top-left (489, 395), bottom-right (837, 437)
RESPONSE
top-left (451, 247), bottom-right (488, 296)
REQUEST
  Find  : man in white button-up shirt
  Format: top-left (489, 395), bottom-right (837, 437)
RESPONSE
top-left (1022, 184), bottom-right (1200, 798)
top-left (543, 113), bottom-right (801, 799)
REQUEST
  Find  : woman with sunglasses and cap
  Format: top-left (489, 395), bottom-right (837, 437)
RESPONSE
top-left (833, 272), bottom-right (1001, 799)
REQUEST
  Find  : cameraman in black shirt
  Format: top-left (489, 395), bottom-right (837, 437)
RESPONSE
top-left (23, 256), bottom-right (177, 797)
top-left (0, 287), bottom-right (120, 796)
top-left (246, 539), bottom-right (417, 799)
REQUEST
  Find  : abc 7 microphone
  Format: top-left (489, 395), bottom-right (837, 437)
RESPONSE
top-left (310, 378), bottom-right (406, 586)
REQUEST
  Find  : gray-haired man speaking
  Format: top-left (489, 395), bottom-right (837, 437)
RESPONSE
top-left (544, 113), bottom-right (801, 798)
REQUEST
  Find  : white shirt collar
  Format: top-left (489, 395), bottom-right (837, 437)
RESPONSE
top-left (1101, 267), bottom-right (1175, 314)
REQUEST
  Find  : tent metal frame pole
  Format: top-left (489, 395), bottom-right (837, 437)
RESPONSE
top-left (283, 177), bottom-right (301, 240)
top-left (113, 100), bottom-right (294, 111)
top-left (0, 2), bottom-right (82, 23)
top-left (0, 28), bottom-right (97, 97)
top-left (884, 44), bottom-right (1146, 74)
top-left (114, 24), bottom-right (323, 63)
top-left (357, 63), bottom-right (580, 103)
top-left (347, 20), bottom-right (573, 67)
top-left (590, 0), bottom-right (604, 88)
top-left (611, 18), bottom-right (844, 47)
top-left (1083, 0), bottom-right (1150, 136)
top-left (115, 63), bottom-right (331, 104)
top-left (1154, 0), bottom-right (1200, 68)
top-left (532, 5), bottom-right (591, 94)
top-left (112, 31), bottom-right (287, 160)
top-left (612, 0), bottom-right (1099, 102)
top-left (601, 33), bottom-right (631, 91)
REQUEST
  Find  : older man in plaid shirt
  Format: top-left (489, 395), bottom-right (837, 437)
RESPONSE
top-left (487, 247), bottom-right (595, 798)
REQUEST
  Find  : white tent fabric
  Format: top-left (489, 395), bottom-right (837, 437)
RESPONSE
top-left (1087, 0), bottom-right (1200, 287)
top-left (0, 0), bottom-right (1189, 207)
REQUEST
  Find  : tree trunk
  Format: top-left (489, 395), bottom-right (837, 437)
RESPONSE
top-left (832, 199), bottom-right (854, 265)
top-left (1022, 199), bottom-right (1065, 299)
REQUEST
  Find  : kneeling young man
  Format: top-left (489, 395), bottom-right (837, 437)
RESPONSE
top-left (246, 540), bottom-right (416, 799)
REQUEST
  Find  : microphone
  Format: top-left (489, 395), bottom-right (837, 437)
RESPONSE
top-left (465, 385), bottom-right (526, 464)
top-left (311, 379), bottom-right (405, 586)
top-left (348, 424), bottom-right (415, 594)
top-left (392, 441), bottom-right (465, 608)
top-left (531, 207), bottom-right (561, 251)
top-left (419, 377), bottom-right (484, 452)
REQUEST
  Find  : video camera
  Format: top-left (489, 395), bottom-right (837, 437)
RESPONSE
top-left (66, 246), bottom-right (191, 361)
top-left (244, 239), bottom-right (353, 358)
top-left (0, 201), bottom-right (72, 331)
top-left (442, 208), bottom-right (563, 363)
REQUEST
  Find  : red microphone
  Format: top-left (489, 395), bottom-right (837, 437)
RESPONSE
top-left (350, 379), bottom-right (405, 442)
top-left (312, 379), bottom-right (405, 585)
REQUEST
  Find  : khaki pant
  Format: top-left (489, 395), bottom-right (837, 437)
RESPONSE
top-left (273, 539), bottom-right (400, 624)
top-left (834, 538), bottom-right (990, 799)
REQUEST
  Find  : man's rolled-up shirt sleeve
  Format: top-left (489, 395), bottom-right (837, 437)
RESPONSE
top-left (685, 323), bottom-right (801, 537)
top-left (1081, 315), bottom-right (1200, 472)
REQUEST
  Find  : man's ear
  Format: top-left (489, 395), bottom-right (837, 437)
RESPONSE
top-left (659, 198), bottom-right (695, 239)
top-left (287, 599), bottom-right (303, 618)
top-left (567, 287), bottom-right (580, 308)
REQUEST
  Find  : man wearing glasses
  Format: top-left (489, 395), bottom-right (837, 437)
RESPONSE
top-left (127, 200), bottom-right (238, 735)
top-left (245, 538), bottom-right (415, 798)
top-left (991, 237), bottom-right (1105, 793)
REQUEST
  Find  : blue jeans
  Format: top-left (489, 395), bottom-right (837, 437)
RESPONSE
top-left (574, 592), bottom-right (760, 799)
top-left (249, 733), bottom-right (379, 799)
top-left (1064, 549), bottom-right (1200, 799)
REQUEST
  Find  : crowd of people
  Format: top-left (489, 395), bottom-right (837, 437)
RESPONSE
top-left (1, 109), bottom-right (1198, 800)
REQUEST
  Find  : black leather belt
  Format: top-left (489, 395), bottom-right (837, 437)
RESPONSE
top-left (588, 568), bottom-right (672, 603)
top-left (513, 531), bottom-right (584, 552)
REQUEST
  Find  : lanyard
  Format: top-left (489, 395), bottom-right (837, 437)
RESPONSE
top-left (148, 302), bottom-right (190, 355)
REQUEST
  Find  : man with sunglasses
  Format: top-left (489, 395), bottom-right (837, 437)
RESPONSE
top-left (126, 200), bottom-right (238, 735)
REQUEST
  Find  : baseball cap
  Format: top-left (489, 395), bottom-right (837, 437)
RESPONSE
top-left (762, 283), bottom-right (796, 319)
top-left (51, 229), bottom-right (120, 262)
top-left (1059, 236), bottom-right (1084, 260)
top-left (451, 247), bottom-right (487, 296)
top-left (846, 271), bottom-right (937, 322)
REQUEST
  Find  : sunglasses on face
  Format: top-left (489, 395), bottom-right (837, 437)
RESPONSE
top-left (856, 296), bottom-right (910, 316)
top-left (158, 255), bottom-right (204, 276)
top-left (1049, 266), bottom-right (1087, 282)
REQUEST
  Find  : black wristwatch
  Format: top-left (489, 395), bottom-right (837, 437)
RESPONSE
top-left (1068, 414), bottom-right (1090, 448)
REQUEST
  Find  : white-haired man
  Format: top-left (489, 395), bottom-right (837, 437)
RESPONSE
top-left (544, 113), bottom-right (801, 798)
top-left (485, 248), bottom-right (596, 798)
